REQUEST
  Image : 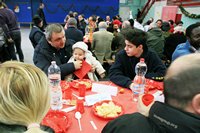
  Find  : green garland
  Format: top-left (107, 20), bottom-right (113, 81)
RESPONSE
top-left (179, 6), bottom-right (200, 19)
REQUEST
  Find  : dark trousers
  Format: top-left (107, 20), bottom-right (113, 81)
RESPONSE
top-left (7, 41), bottom-right (17, 60)
top-left (0, 44), bottom-right (13, 62)
top-left (10, 30), bottom-right (24, 62)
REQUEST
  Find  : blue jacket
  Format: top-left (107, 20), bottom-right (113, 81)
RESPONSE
top-left (109, 49), bottom-right (166, 89)
top-left (172, 41), bottom-right (191, 61)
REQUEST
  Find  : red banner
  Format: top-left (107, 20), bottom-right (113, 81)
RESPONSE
top-left (162, 6), bottom-right (178, 21)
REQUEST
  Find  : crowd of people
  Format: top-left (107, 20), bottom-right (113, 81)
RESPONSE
top-left (0, 1), bottom-right (200, 132)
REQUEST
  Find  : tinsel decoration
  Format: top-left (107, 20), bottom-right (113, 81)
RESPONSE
top-left (179, 6), bottom-right (200, 19)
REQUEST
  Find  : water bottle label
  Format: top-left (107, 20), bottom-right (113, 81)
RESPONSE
top-left (49, 74), bottom-right (60, 80)
top-left (51, 90), bottom-right (62, 110)
top-left (132, 84), bottom-right (144, 94)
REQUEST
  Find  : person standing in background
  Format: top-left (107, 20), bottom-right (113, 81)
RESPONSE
top-left (0, 0), bottom-right (24, 62)
top-left (78, 14), bottom-right (86, 35)
top-left (29, 15), bottom-right (45, 48)
top-left (37, 3), bottom-right (47, 28)
top-left (92, 21), bottom-right (114, 64)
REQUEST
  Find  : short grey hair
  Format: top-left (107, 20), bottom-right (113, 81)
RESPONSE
top-left (98, 22), bottom-right (107, 29)
top-left (122, 20), bottom-right (131, 28)
top-left (67, 18), bottom-right (77, 26)
top-left (45, 23), bottom-right (64, 41)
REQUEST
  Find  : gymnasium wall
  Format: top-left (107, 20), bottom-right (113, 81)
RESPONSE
top-left (5, 0), bottom-right (119, 23)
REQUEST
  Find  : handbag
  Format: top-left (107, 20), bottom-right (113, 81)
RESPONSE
top-left (0, 27), bottom-right (5, 47)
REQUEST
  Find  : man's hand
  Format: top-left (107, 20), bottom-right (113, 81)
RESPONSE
top-left (7, 38), bottom-right (14, 43)
top-left (129, 82), bottom-right (134, 90)
top-left (137, 94), bottom-right (154, 117)
top-left (73, 60), bottom-right (82, 70)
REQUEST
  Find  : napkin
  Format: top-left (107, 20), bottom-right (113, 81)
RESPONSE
top-left (91, 83), bottom-right (118, 96)
top-left (85, 93), bottom-right (112, 106)
top-left (74, 60), bottom-right (91, 79)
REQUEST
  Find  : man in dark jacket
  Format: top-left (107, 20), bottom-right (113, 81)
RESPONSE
top-left (78, 14), bottom-right (86, 35)
top-left (65, 18), bottom-right (83, 43)
top-left (109, 29), bottom-right (166, 89)
top-left (103, 54), bottom-right (200, 133)
top-left (37, 3), bottom-right (47, 28)
top-left (33, 24), bottom-right (82, 79)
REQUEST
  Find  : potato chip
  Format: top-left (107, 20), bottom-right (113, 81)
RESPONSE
top-left (95, 101), bottom-right (122, 118)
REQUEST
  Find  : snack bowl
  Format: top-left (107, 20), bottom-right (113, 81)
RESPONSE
top-left (92, 100), bottom-right (123, 120)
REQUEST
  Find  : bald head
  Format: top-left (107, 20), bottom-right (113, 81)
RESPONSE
top-left (166, 54), bottom-right (200, 79)
top-left (164, 54), bottom-right (200, 114)
top-left (122, 20), bottom-right (131, 29)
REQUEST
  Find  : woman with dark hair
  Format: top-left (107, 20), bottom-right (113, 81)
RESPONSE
top-left (29, 15), bottom-right (45, 48)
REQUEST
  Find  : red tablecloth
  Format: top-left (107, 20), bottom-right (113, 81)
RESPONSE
top-left (47, 80), bottom-right (163, 133)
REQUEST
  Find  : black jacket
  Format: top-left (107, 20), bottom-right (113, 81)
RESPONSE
top-left (0, 8), bottom-right (20, 39)
top-left (33, 37), bottom-right (75, 79)
top-left (65, 26), bottom-right (83, 43)
top-left (109, 49), bottom-right (166, 88)
top-left (102, 102), bottom-right (200, 133)
top-left (37, 8), bottom-right (47, 26)
top-left (0, 123), bottom-right (54, 133)
top-left (29, 26), bottom-right (44, 48)
top-left (163, 32), bottom-right (186, 61)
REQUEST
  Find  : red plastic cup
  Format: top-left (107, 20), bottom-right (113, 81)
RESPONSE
top-left (142, 94), bottom-right (154, 106)
top-left (63, 88), bottom-right (72, 100)
top-left (78, 84), bottom-right (86, 97)
top-left (76, 98), bottom-right (85, 114)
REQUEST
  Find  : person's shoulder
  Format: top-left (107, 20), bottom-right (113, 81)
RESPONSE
top-left (102, 113), bottom-right (153, 133)
top-left (174, 42), bottom-right (189, 54)
top-left (117, 49), bottom-right (126, 56)
top-left (35, 37), bottom-right (48, 51)
top-left (172, 42), bottom-right (190, 61)
top-left (66, 39), bottom-right (75, 46)
top-left (146, 49), bottom-right (158, 55)
top-left (75, 28), bottom-right (83, 35)
top-left (2, 8), bottom-right (14, 14)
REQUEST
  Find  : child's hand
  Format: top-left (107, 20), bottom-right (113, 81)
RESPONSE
top-left (100, 73), bottom-right (106, 79)
top-left (90, 64), bottom-right (95, 73)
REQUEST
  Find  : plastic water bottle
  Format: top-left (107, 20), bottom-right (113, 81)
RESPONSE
top-left (132, 58), bottom-right (147, 102)
top-left (48, 61), bottom-right (63, 110)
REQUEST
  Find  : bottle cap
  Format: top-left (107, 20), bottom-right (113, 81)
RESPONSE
top-left (140, 58), bottom-right (145, 62)
top-left (51, 61), bottom-right (56, 64)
